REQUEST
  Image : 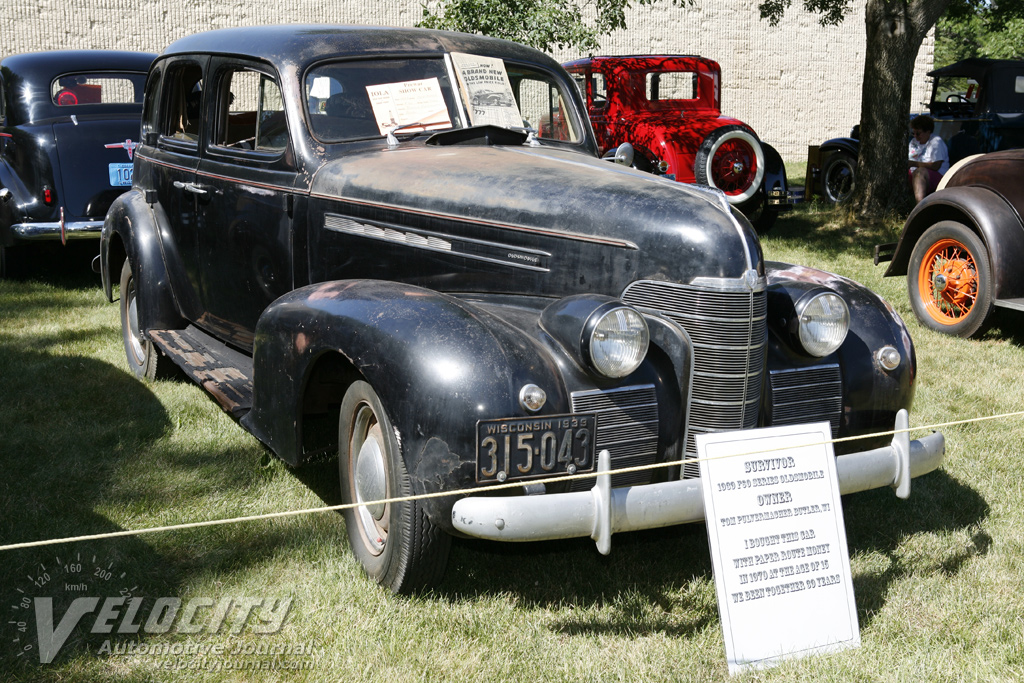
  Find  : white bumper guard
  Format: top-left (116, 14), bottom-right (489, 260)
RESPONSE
top-left (451, 410), bottom-right (944, 554)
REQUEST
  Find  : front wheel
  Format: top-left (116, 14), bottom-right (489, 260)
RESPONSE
top-left (119, 258), bottom-right (168, 379)
top-left (907, 221), bottom-right (994, 338)
top-left (821, 151), bottom-right (856, 204)
top-left (338, 381), bottom-right (450, 593)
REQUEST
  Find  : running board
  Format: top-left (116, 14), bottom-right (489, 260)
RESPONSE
top-left (149, 326), bottom-right (254, 419)
top-left (995, 298), bottom-right (1024, 312)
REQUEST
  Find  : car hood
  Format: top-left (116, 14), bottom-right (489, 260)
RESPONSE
top-left (307, 143), bottom-right (763, 297)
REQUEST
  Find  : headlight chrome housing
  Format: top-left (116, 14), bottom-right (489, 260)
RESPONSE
top-left (584, 306), bottom-right (650, 378)
top-left (541, 295), bottom-right (650, 379)
top-left (795, 292), bottom-right (849, 357)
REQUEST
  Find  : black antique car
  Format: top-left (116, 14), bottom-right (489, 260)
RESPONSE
top-left (100, 25), bottom-right (944, 593)
top-left (0, 50), bottom-right (155, 276)
top-left (810, 58), bottom-right (1024, 204)
top-left (877, 149), bottom-right (1024, 337)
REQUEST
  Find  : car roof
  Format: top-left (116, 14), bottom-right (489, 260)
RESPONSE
top-left (928, 57), bottom-right (1024, 80)
top-left (0, 50), bottom-right (156, 80)
top-left (563, 55), bottom-right (714, 69)
top-left (161, 24), bottom-right (561, 73)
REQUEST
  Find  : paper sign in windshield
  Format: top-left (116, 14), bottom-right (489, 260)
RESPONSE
top-left (365, 77), bottom-right (451, 136)
top-left (698, 422), bottom-right (860, 674)
top-left (451, 52), bottom-right (522, 129)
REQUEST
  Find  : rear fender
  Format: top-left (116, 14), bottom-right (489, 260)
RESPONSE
top-left (885, 186), bottom-right (1024, 300)
top-left (760, 141), bottom-right (788, 195)
top-left (101, 189), bottom-right (184, 331)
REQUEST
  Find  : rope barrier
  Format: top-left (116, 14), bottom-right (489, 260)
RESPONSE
top-left (1, 410), bottom-right (1021, 553)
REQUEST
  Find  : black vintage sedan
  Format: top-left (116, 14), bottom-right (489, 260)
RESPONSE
top-left (879, 149), bottom-right (1024, 337)
top-left (100, 25), bottom-right (944, 593)
top-left (0, 50), bottom-right (154, 276)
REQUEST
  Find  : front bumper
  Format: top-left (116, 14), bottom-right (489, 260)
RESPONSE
top-left (451, 410), bottom-right (944, 553)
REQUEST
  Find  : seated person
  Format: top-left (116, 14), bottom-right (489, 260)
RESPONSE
top-left (908, 114), bottom-right (949, 202)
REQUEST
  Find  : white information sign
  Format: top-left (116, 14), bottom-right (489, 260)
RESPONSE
top-left (697, 422), bottom-right (860, 674)
top-left (365, 77), bottom-right (451, 136)
top-left (450, 52), bottom-right (523, 129)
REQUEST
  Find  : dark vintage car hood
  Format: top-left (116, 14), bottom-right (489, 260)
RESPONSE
top-left (307, 143), bottom-right (762, 298)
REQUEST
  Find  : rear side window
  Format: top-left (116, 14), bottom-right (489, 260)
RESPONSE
top-left (51, 73), bottom-right (146, 106)
top-left (214, 68), bottom-right (287, 152)
top-left (645, 71), bottom-right (697, 101)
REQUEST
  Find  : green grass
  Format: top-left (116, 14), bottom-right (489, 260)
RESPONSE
top-left (1, 213), bottom-right (1023, 682)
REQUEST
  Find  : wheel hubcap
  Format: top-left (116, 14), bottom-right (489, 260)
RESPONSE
top-left (126, 282), bottom-right (146, 363)
top-left (350, 406), bottom-right (389, 555)
top-left (711, 140), bottom-right (756, 195)
top-left (918, 238), bottom-right (978, 324)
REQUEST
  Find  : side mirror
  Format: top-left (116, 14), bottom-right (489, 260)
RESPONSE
top-left (602, 142), bottom-right (634, 167)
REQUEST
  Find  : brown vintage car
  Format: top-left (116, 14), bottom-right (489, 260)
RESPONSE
top-left (878, 149), bottom-right (1024, 337)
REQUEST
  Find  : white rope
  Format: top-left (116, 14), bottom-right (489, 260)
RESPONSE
top-left (1, 410), bottom-right (1020, 553)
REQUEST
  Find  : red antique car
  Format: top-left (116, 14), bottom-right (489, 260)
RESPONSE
top-left (563, 55), bottom-right (792, 231)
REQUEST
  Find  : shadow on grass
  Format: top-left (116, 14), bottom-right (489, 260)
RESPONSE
top-left (418, 465), bottom-right (987, 639)
top-left (843, 468), bottom-right (989, 626)
top-left (2, 241), bottom-right (102, 289)
top-left (0, 343), bottom-right (178, 677)
top-left (767, 201), bottom-right (902, 261)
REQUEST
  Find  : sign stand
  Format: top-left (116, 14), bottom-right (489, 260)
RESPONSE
top-left (697, 422), bottom-right (860, 674)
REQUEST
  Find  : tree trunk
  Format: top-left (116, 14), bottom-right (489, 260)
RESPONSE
top-left (853, 0), bottom-right (952, 217)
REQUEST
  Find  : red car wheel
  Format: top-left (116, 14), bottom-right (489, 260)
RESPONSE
top-left (695, 125), bottom-right (765, 203)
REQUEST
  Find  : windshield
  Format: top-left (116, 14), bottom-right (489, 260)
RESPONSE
top-left (304, 55), bottom-right (582, 144)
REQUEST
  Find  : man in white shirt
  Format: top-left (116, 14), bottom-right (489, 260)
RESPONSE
top-left (908, 114), bottom-right (949, 202)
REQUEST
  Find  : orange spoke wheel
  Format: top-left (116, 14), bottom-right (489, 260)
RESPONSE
top-left (907, 221), bottom-right (993, 338)
top-left (917, 238), bottom-right (979, 324)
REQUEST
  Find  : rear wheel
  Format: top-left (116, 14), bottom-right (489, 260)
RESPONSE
top-left (694, 125), bottom-right (765, 204)
top-left (907, 221), bottom-right (994, 338)
top-left (338, 381), bottom-right (450, 593)
top-left (119, 258), bottom-right (166, 379)
top-left (821, 151), bottom-right (856, 204)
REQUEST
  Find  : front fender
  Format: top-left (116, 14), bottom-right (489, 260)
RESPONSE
top-left (884, 186), bottom-right (1024, 301)
top-left (242, 280), bottom-right (572, 487)
top-left (765, 263), bottom-right (915, 452)
top-left (101, 189), bottom-right (184, 332)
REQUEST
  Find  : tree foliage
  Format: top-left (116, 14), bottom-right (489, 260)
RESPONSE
top-left (937, 0), bottom-right (1024, 67)
top-left (419, 0), bottom-right (691, 53)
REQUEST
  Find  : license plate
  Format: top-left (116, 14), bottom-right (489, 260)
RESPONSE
top-left (108, 163), bottom-right (133, 187)
top-left (476, 413), bottom-right (597, 483)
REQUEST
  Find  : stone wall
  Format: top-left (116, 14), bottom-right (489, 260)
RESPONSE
top-left (1, 0), bottom-right (934, 161)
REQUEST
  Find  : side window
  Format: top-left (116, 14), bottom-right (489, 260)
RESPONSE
top-left (162, 62), bottom-right (204, 143)
top-left (592, 72), bottom-right (608, 108)
top-left (645, 71), bottom-right (697, 101)
top-left (214, 68), bottom-right (287, 152)
top-left (507, 67), bottom-right (580, 143)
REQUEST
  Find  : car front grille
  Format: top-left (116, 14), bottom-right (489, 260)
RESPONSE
top-left (569, 384), bottom-right (659, 490)
top-left (622, 278), bottom-right (767, 478)
top-left (768, 364), bottom-right (842, 436)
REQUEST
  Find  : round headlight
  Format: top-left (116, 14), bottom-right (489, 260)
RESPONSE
top-left (586, 306), bottom-right (650, 378)
top-left (796, 292), bottom-right (849, 357)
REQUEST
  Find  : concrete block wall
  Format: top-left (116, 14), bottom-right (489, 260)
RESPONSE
top-left (2, 0), bottom-right (933, 161)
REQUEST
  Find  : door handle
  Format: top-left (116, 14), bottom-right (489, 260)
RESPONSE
top-left (172, 181), bottom-right (209, 196)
